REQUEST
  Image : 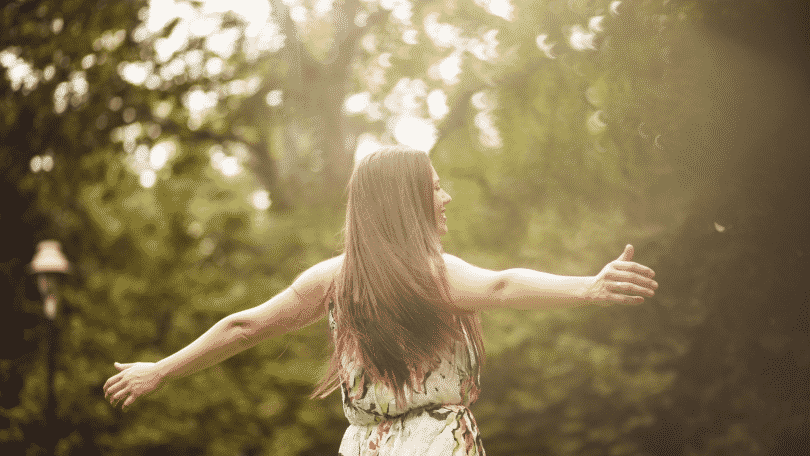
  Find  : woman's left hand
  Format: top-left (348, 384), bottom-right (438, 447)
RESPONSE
top-left (585, 244), bottom-right (658, 306)
top-left (103, 362), bottom-right (164, 410)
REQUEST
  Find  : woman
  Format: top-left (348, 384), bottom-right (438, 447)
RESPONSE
top-left (103, 146), bottom-right (657, 455)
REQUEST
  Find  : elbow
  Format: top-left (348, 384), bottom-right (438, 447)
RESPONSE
top-left (225, 317), bottom-right (257, 349)
top-left (491, 270), bottom-right (512, 306)
top-left (235, 326), bottom-right (254, 349)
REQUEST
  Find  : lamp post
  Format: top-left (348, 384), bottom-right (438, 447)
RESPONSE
top-left (28, 240), bottom-right (71, 456)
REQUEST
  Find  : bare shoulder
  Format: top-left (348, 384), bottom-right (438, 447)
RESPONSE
top-left (226, 254), bottom-right (344, 340)
top-left (441, 252), bottom-right (464, 269)
top-left (293, 254), bottom-right (343, 295)
top-left (442, 253), bottom-right (501, 281)
top-left (309, 254), bottom-right (343, 276)
top-left (442, 253), bottom-right (507, 311)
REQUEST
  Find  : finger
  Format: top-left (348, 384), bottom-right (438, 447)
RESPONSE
top-left (608, 281), bottom-right (655, 297)
top-left (122, 395), bottom-right (136, 410)
top-left (605, 270), bottom-right (658, 290)
top-left (105, 380), bottom-right (128, 400)
top-left (608, 292), bottom-right (644, 305)
top-left (114, 362), bottom-right (134, 371)
top-left (104, 378), bottom-right (123, 397)
top-left (617, 244), bottom-right (634, 262)
top-left (111, 389), bottom-right (128, 407)
top-left (613, 261), bottom-right (655, 278)
top-left (103, 371), bottom-right (124, 392)
top-left (113, 389), bottom-right (132, 408)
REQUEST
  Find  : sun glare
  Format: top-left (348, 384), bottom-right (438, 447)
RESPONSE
top-left (393, 116), bottom-right (437, 152)
top-left (354, 133), bottom-right (382, 163)
top-left (147, 0), bottom-right (278, 63)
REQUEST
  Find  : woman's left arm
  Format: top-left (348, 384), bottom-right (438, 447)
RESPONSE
top-left (444, 245), bottom-right (656, 312)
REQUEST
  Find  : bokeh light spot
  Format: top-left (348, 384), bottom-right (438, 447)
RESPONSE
top-left (41, 155), bottom-right (54, 172)
top-left (140, 169), bottom-right (157, 188)
top-left (220, 156), bottom-right (240, 177)
top-left (30, 156), bottom-right (42, 173)
top-left (251, 190), bottom-right (271, 210)
top-left (265, 90), bottom-right (283, 107)
top-left (345, 92), bottom-right (370, 114)
top-left (427, 89), bottom-right (448, 120)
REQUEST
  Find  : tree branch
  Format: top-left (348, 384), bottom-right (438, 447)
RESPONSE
top-left (430, 84), bottom-right (487, 156)
top-left (431, 49), bottom-right (546, 155)
top-left (270, 0), bottom-right (323, 105)
top-left (247, 118), bottom-right (292, 213)
top-left (327, 1), bottom-right (391, 68)
top-left (157, 119), bottom-right (292, 212)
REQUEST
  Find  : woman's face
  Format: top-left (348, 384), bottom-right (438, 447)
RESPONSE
top-left (431, 165), bottom-right (452, 236)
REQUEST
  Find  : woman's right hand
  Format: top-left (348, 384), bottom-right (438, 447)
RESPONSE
top-left (103, 361), bottom-right (164, 410)
top-left (584, 244), bottom-right (658, 306)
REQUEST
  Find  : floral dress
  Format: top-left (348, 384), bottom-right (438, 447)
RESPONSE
top-left (328, 301), bottom-right (486, 456)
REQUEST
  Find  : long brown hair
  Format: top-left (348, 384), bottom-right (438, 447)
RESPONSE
top-left (311, 146), bottom-right (484, 408)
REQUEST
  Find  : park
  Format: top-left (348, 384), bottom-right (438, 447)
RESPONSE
top-left (1, 0), bottom-right (807, 454)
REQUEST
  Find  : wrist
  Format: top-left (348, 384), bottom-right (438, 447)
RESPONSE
top-left (576, 276), bottom-right (598, 304)
top-left (154, 360), bottom-right (174, 383)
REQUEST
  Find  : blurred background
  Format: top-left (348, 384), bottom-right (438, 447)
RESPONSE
top-left (1, 0), bottom-right (808, 454)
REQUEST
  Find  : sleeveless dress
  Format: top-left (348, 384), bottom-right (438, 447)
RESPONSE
top-left (328, 300), bottom-right (486, 456)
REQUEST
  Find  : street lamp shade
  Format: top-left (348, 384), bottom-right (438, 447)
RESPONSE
top-left (29, 240), bottom-right (71, 275)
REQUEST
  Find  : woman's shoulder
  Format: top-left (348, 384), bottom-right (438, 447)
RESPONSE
top-left (312, 254), bottom-right (344, 284)
top-left (441, 252), bottom-right (507, 311)
top-left (291, 254), bottom-right (343, 296)
top-left (323, 254), bottom-right (344, 273)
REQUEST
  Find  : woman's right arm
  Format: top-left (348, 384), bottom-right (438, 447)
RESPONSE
top-left (227, 254), bottom-right (342, 346)
top-left (442, 245), bottom-right (657, 312)
top-left (103, 255), bottom-right (341, 409)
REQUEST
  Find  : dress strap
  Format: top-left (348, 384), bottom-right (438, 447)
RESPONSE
top-left (326, 279), bottom-right (336, 333)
